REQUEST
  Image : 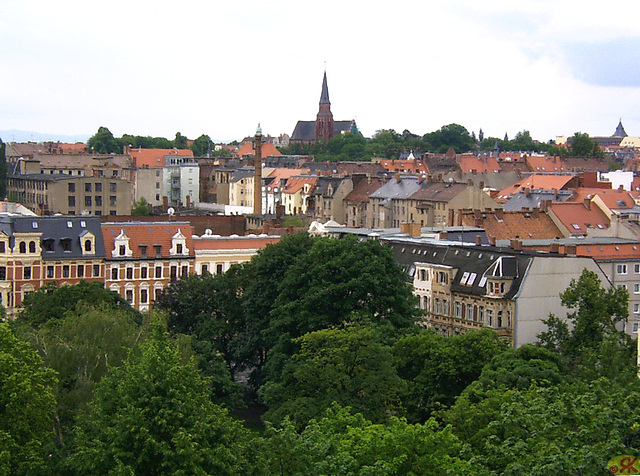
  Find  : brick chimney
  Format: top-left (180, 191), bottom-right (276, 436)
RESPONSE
top-left (439, 230), bottom-right (448, 240)
top-left (510, 239), bottom-right (522, 251)
top-left (550, 242), bottom-right (560, 253)
top-left (495, 209), bottom-right (504, 220)
top-left (565, 244), bottom-right (577, 255)
top-left (395, 173), bottom-right (401, 183)
top-left (408, 223), bottom-right (421, 238)
top-left (532, 207), bottom-right (539, 218)
top-left (475, 235), bottom-right (482, 246)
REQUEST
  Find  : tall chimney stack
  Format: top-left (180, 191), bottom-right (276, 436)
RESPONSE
top-left (253, 124), bottom-right (263, 215)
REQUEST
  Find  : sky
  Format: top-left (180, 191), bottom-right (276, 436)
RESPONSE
top-left (2, 0), bottom-right (640, 144)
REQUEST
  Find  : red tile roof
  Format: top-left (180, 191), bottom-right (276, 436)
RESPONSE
top-left (266, 168), bottom-right (304, 190)
top-left (549, 201), bottom-right (610, 234)
top-left (457, 154), bottom-right (501, 173)
top-left (282, 176), bottom-right (318, 194)
top-left (525, 155), bottom-right (566, 173)
top-left (129, 148), bottom-right (193, 168)
top-left (379, 159), bottom-right (429, 174)
top-left (102, 222), bottom-right (195, 259)
top-left (236, 142), bottom-right (282, 158)
top-left (570, 188), bottom-right (637, 210)
top-left (495, 174), bottom-right (575, 202)
top-left (459, 209), bottom-right (563, 240)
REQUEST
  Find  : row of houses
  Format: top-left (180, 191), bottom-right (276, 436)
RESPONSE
top-left (0, 215), bottom-right (279, 316)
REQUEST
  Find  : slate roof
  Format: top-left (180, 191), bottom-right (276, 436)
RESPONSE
top-left (101, 222), bottom-right (195, 259)
top-left (441, 171), bottom-right (522, 192)
top-left (5, 216), bottom-right (105, 260)
top-left (503, 189), bottom-right (573, 211)
top-left (229, 168), bottom-right (256, 183)
top-left (313, 177), bottom-right (344, 198)
top-left (384, 239), bottom-right (533, 299)
top-left (409, 182), bottom-right (469, 202)
top-left (370, 176), bottom-right (423, 201)
top-left (290, 120), bottom-right (354, 142)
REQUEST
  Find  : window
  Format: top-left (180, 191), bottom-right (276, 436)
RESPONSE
top-left (23, 267), bottom-right (31, 279)
top-left (635, 303), bottom-right (640, 314)
top-left (201, 264), bottom-right (208, 274)
top-left (618, 264), bottom-right (628, 275)
top-left (126, 267), bottom-right (133, 280)
top-left (635, 263), bottom-right (640, 273)
top-left (68, 183), bottom-right (75, 192)
top-left (125, 289), bottom-right (133, 303)
top-left (155, 266), bottom-right (162, 278)
top-left (43, 239), bottom-right (54, 252)
top-left (95, 182), bottom-right (102, 192)
top-left (141, 267), bottom-right (148, 279)
top-left (110, 196), bottom-right (117, 206)
top-left (0, 266), bottom-right (6, 280)
top-left (78, 265), bottom-right (84, 278)
top-left (634, 322), bottom-right (639, 332)
top-left (216, 264), bottom-right (224, 274)
top-left (466, 305), bottom-right (474, 321)
top-left (84, 240), bottom-right (92, 252)
top-left (29, 241), bottom-right (36, 253)
top-left (110, 182), bottom-right (117, 192)
top-left (85, 196), bottom-right (92, 207)
top-left (93, 264), bottom-right (100, 277)
top-left (119, 245), bottom-right (126, 256)
top-left (419, 269), bottom-right (427, 281)
top-left (19, 242), bottom-right (26, 253)
top-left (176, 243), bottom-right (183, 254)
top-left (47, 266), bottom-right (55, 278)
top-left (62, 265), bottom-right (70, 278)
top-left (140, 289), bottom-right (148, 304)
top-left (96, 196), bottom-right (102, 206)
top-left (170, 266), bottom-right (177, 281)
top-left (455, 301), bottom-right (462, 318)
top-left (635, 283), bottom-right (640, 294)
top-left (61, 238), bottom-right (72, 251)
top-left (85, 183), bottom-right (92, 192)
top-left (111, 268), bottom-right (118, 280)
top-left (486, 309), bottom-right (493, 326)
top-left (437, 271), bottom-right (448, 284)
top-left (0, 242), bottom-right (5, 253)
top-left (181, 265), bottom-right (188, 277)
top-left (140, 245), bottom-right (147, 258)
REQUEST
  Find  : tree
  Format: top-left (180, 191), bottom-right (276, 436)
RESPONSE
top-left (0, 322), bottom-right (57, 475)
top-left (70, 321), bottom-right (250, 475)
top-left (14, 304), bottom-right (143, 456)
top-left (18, 280), bottom-right (138, 328)
top-left (260, 324), bottom-right (406, 428)
top-left (254, 404), bottom-right (472, 475)
top-left (393, 329), bottom-right (508, 422)
top-left (173, 131), bottom-right (188, 149)
top-left (87, 126), bottom-right (120, 154)
top-left (538, 269), bottom-right (630, 360)
top-left (424, 124), bottom-right (475, 153)
top-left (191, 134), bottom-right (213, 157)
top-left (131, 197), bottom-right (151, 216)
top-left (569, 132), bottom-right (603, 157)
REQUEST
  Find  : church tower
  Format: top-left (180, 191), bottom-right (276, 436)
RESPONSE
top-left (315, 71), bottom-right (334, 144)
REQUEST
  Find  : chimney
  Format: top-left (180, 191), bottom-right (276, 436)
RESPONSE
top-left (468, 179), bottom-right (473, 186)
top-left (488, 236), bottom-right (496, 246)
top-left (524, 187), bottom-right (530, 197)
top-left (553, 188), bottom-right (558, 199)
top-left (619, 184), bottom-right (624, 191)
top-left (510, 239), bottom-right (522, 251)
top-left (263, 223), bottom-right (271, 234)
top-left (409, 223), bottom-right (421, 238)
top-left (439, 231), bottom-right (448, 240)
top-left (550, 242), bottom-right (560, 253)
top-left (475, 235), bottom-right (482, 246)
top-left (540, 199), bottom-right (551, 212)
top-left (565, 244), bottom-right (577, 256)
top-left (495, 209), bottom-right (503, 220)
top-left (400, 222), bottom-right (409, 234)
top-left (532, 208), bottom-right (539, 218)
top-left (479, 181), bottom-right (485, 189)
top-left (395, 173), bottom-right (401, 183)
top-left (419, 175), bottom-right (425, 184)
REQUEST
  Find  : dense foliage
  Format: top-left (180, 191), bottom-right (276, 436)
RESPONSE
top-left (4, 250), bottom-right (639, 474)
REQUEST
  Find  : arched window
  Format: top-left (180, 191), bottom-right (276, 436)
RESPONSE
top-left (29, 241), bottom-right (36, 253)
top-left (19, 242), bottom-right (26, 253)
top-left (85, 239), bottom-right (92, 252)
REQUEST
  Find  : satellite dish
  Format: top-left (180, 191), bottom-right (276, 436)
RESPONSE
top-left (167, 207), bottom-right (175, 216)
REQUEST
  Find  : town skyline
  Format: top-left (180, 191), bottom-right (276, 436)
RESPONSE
top-left (2, 1), bottom-right (640, 143)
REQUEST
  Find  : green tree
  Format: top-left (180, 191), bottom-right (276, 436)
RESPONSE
top-left (173, 131), bottom-right (188, 149)
top-left (255, 404), bottom-right (472, 475)
top-left (15, 304), bottom-right (143, 456)
top-left (131, 197), bottom-right (151, 216)
top-left (393, 329), bottom-right (508, 422)
top-left (87, 126), bottom-right (120, 154)
top-left (260, 324), bottom-right (405, 428)
top-left (424, 123), bottom-right (475, 153)
top-left (18, 280), bottom-right (138, 328)
top-left (191, 134), bottom-right (214, 157)
top-left (569, 131), bottom-right (603, 157)
top-left (0, 322), bottom-right (57, 475)
top-left (70, 321), bottom-right (250, 475)
top-left (538, 269), bottom-right (630, 360)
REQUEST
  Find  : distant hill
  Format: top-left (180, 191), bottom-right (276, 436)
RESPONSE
top-left (0, 129), bottom-right (89, 143)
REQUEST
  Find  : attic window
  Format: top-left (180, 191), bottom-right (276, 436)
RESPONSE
top-left (479, 276), bottom-right (488, 288)
top-left (460, 272), bottom-right (470, 285)
top-left (67, 221), bottom-right (73, 228)
top-left (80, 221), bottom-right (86, 227)
top-left (467, 273), bottom-right (477, 286)
top-left (478, 253), bottom-right (483, 258)
top-left (597, 224), bottom-right (604, 229)
top-left (401, 248), bottom-right (405, 253)
top-left (32, 221), bottom-right (38, 229)
top-left (571, 224), bottom-right (581, 230)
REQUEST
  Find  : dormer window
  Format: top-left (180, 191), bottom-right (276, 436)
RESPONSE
top-left (43, 239), bottom-right (55, 252)
top-left (170, 229), bottom-right (189, 256)
top-left (61, 238), bottom-right (72, 252)
top-left (112, 230), bottom-right (133, 258)
top-left (79, 231), bottom-right (96, 256)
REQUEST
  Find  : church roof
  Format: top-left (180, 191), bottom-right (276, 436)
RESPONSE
top-left (320, 71), bottom-right (330, 104)
top-left (613, 120), bottom-right (628, 138)
top-left (290, 120), bottom-right (354, 142)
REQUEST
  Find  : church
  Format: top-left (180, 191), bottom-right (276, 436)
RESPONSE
top-left (290, 72), bottom-right (356, 146)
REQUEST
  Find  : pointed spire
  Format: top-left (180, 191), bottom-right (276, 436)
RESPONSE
top-left (613, 119), bottom-right (627, 138)
top-left (319, 71), bottom-right (330, 105)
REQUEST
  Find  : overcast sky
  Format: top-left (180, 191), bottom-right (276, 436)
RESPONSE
top-left (2, 0), bottom-right (640, 143)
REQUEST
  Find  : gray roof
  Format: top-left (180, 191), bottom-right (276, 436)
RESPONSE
top-left (2, 216), bottom-right (105, 260)
top-left (320, 71), bottom-right (330, 104)
top-left (313, 177), bottom-right (344, 198)
top-left (503, 189), bottom-right (573, 211)
top-left (229, 168), bottom-right (255, 183)
top-left (290, 120), bottom-right (354, 142)
top-left (370, 176), bottom-right (423, 200)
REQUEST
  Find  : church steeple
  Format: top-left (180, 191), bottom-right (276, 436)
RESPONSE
top-left (613, 119), bottom-right (628, 138)
top-left (316, 70), bottom-right (334, 144)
